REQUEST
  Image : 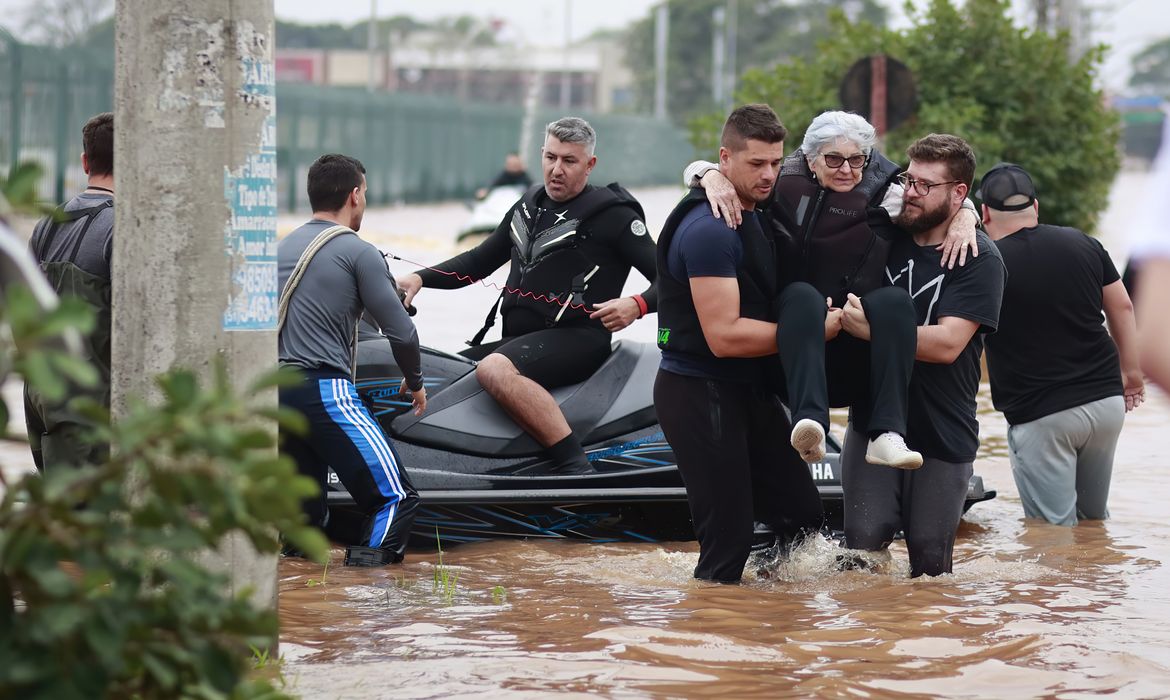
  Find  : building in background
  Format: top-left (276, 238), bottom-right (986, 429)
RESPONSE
top-left (275, 33), bottom-right (635, 114)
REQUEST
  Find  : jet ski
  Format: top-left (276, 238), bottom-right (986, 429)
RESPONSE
top-left (326, 323), bottom-right (997, 546)
top-left (455, 185), bottom-right (526, 243)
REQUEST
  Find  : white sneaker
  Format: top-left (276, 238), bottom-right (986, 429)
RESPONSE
top-left (790, 418), bottom-right (826, 463)
top-left (865, 432), bottom-right (923, 470)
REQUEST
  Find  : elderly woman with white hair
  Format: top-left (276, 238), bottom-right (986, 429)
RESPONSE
top-left (683, 110), bottom-right (979, 474)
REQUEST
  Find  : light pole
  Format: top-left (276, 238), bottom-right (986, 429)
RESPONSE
top-left (654, 2), bottom-right (668, 120)
top-left (724, 0), bottom-right (737, 110)
top-left (712, 6), bottom-right (724, 107)
top-left (367, 0), bottom-right (378, 92)
top-left (560, 0), bottom-right (572, 111)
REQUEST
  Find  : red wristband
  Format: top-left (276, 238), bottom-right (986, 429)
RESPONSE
top-left (632, 294), bottom-right (648, 318)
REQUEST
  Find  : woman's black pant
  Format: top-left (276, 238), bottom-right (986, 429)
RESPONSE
top-left (654, 369), bottom-right (824, 583)
top-left (775, 282), bottom-right (916, 436)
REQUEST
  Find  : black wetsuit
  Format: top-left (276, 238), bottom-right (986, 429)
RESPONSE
top-left (418, 183), bottom-right (657, 389)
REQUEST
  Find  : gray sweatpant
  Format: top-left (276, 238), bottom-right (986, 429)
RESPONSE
top-left (1006, 395), bottom-right (1124, 527)
top-left (841, 424), bottom-right (973, 577)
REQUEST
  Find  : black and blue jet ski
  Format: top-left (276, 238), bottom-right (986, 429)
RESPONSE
top-left (327, 322), bottom-right (996, 546)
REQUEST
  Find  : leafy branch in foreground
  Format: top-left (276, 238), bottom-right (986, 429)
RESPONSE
top-left (0, 282), bottom-right (328, 699)
top-left (0, 161), bottom-right (55, 221)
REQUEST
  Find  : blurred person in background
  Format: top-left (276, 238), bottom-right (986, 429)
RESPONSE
top-left (475, 152), bottom-right (532, 200)
top-left (1133, 114), bottom-right (1170, 391)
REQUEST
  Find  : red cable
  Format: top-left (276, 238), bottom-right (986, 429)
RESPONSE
top-left (387, 252), bottom-right (592, 312)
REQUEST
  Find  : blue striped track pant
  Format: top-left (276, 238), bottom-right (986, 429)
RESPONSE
top-left (279, 368), bottom-right (419, 560)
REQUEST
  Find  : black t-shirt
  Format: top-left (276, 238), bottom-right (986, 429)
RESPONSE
top-left (659, 205), bottom-right (765, 383)
top-left (886, 232), bottom-right (1006, 462)
top-left (986, 224), bottom-right (1122, 424)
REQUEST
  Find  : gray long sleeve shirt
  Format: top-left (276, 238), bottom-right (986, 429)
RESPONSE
top-left (278, 219), bottom-right (423, 390)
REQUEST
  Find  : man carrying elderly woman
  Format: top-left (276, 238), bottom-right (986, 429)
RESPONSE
top-left (684, 110), bottom-right (979, 474)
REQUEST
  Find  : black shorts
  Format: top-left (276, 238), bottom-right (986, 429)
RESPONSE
top-left (460, 326), bottom-right (613, 389)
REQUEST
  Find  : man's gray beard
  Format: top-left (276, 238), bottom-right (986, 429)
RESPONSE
top-left (895, 202), bottom-right (949, 234)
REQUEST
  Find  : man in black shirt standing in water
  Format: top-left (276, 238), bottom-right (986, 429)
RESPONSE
top-left (980, 162), bottom-right (1143, 526)
top-left (398, 118), bottom-right (657, 474)
top-left (841, 134), bottom-right (1006, 577)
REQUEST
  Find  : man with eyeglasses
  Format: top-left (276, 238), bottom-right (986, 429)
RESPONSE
top-left (838, 133), bottom-right (1006, 577)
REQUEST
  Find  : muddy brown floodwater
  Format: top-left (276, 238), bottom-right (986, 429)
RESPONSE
top-left (0, 167), bottom-right (1161, 697)
top-left (278, 386), bottom-right (1170, 699)
top-left (276, 180), bottom-right (1170, 699)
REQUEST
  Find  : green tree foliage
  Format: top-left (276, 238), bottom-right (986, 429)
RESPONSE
top-left (1129, 35), bottom-right (1170, 96)
top-left (0, 162), bottom-right (53, 221)
top-left (624, 0), bottom-right (887, 125)
top-left (0, 285), bottom-right (328, 699)
top-left (693, 0), bottom-right (1120, 234)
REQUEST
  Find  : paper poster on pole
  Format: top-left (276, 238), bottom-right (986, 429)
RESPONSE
top-left (223, 49), bottom-right (278, 331)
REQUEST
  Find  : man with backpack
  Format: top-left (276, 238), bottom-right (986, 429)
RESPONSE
top-left (25, 112), bottom-right (115, 472)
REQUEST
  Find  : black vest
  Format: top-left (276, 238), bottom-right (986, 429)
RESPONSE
top-left (656, 189), bottom-right (779, 360)
top-left (772, 148), bottom-right (901, 306)
top-left (498, 182), bottom-right (644, 329)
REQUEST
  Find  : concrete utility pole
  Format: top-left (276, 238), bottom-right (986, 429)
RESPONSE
top-left (114, 0), bottom-right (279, 610)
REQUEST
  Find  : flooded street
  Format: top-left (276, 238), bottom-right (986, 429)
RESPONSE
top-left (277, 384), bottom-right (1170, 698)
top-left (273, 176), bottom-right (1170, 698)
top-left (278, 388), bottom-right (1170, 698)
top-left (3, 175), bottom-right (1166, 697)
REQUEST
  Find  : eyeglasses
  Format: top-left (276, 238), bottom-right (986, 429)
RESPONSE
top-left (897, 173), bottom-right (961, 196)
top-left (821, 152), bottom-right (868, 170)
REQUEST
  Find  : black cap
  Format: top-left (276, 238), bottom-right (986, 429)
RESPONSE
top-left (977, 162), bottom-right (1036, 212)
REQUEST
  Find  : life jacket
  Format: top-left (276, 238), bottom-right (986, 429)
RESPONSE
top-left (470, 182), bottom-right (644, 344)
top-left (656, 188), bottom-right (780, 360)
top-left (772, 148), bottom-right (901, 306)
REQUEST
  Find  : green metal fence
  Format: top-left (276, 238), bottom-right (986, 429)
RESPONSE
top-left (1, 33), bottom-right (694, 210)
top-left (276, 85), bottom-right (696, 210)
top-left (0, 29), bottom-right (114, 204)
